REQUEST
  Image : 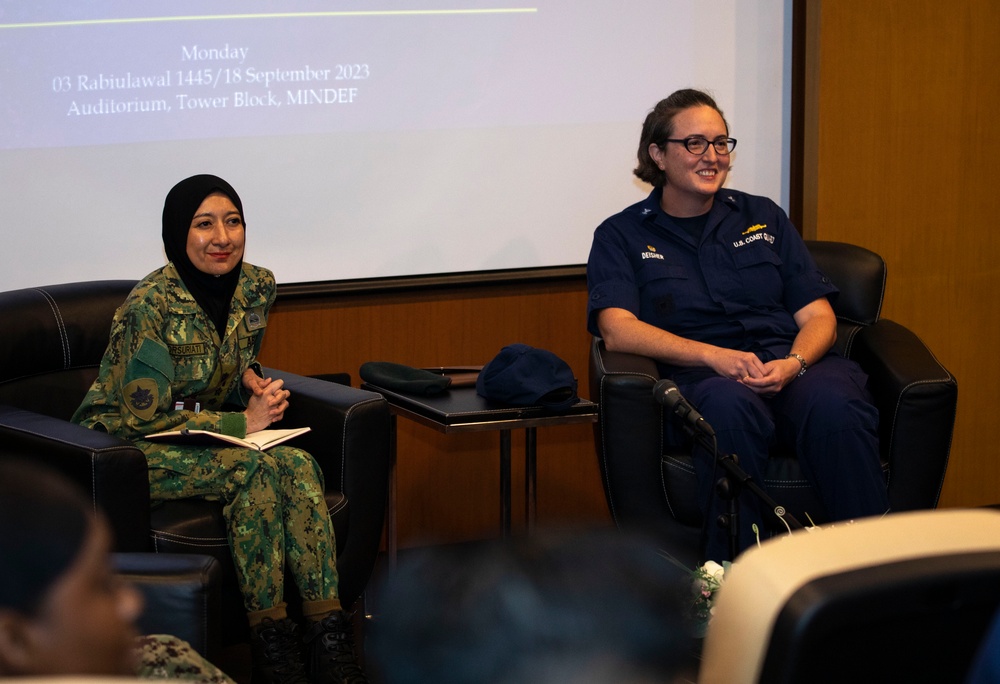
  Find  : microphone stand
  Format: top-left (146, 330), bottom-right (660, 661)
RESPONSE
top-left (686, 427), bottom-right (804, 561)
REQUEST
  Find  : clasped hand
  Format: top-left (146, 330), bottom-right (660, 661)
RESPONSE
top-left (242, 368), bottom-right (290, 433)
top-left (710, 349), bottom-right (799, 396)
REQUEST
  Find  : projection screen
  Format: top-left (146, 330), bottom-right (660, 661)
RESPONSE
top-left (0, 1), bottom-right (792, 291)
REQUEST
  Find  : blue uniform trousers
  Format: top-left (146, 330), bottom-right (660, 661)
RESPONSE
top-left (675, 355), bottom-right (890, 561)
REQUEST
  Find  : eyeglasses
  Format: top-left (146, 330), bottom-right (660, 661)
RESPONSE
top-left (663, 136), bottom-right (737, 155)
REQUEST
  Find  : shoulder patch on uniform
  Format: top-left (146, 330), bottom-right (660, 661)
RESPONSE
top-left (123, 378), bottom-right (159, 421)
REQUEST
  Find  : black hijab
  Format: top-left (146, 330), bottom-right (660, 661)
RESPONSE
top-left (162, 174), bottom-right (245, 337)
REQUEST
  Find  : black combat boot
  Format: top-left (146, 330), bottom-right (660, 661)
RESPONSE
top-left (302, 611), bottom-right (368, 684)
top-left (250, 617), bottom-right (310, 684)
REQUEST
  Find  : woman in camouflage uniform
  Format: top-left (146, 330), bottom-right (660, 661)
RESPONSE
top-left (72, 174), bottom-right (365, 684)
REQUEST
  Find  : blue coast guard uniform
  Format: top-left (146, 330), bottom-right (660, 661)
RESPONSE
top-left (587, 188), bottom-right (889, 560)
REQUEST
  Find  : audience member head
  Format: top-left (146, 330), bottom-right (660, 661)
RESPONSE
top-left (0, 460), bottom-right (142, 677)
top-left (370, 528), bottom-right (694, 683)
top-left (634, 88), bottom-right (729, 188)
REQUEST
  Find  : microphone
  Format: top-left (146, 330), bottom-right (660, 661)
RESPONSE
top-left (652, 379), bottom-right (715, 437)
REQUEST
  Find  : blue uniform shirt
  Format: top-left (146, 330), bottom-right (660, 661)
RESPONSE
top-left (587, 188), bottom-right (838, 374)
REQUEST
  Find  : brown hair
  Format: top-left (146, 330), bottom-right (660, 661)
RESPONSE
top-left (633, 89), bottom-right (729, 187)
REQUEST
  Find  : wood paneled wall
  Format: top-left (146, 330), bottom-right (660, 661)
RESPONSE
top-left (256, 279), bottom-right (611, 548)
top-left (801, 0), bottom-right (1000, 507)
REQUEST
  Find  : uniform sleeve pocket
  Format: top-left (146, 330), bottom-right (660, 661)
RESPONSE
top-left (132, 337), bottom-right (174, 382)
top-left (122, 338), bottom-right (174, 421)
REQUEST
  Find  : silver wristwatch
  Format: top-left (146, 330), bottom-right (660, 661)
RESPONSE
top-left (785, 353), bottom-right (808, 376)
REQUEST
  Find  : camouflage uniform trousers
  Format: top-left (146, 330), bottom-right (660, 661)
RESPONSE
top-left (136, 634), bottom-right (235, 683)
top-left (141, 441), bottom-right (339, 611)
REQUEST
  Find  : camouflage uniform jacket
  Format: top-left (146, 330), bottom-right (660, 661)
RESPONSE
top-left (135, 634), bottom-right (236, 683)
top-left (73, 261), bottom-right (274, 440)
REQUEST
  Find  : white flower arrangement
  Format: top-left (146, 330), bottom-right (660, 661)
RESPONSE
top-left (692, 559), bottom-right (730, 627)
top-left (663, 513), bottom-right (853, 636)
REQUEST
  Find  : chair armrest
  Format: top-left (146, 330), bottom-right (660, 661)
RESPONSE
top-left (848, 320), bottom-right (958, 510)
top-left (264, 369), bottom-right (391, 608)
top-left (0, 404), bottom-right (151, 551)
top-left (113, 552), bottom-right (222, 660)
top-left (588, 338), bottom-right (674, 527)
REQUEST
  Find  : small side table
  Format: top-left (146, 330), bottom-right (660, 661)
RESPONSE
top-left (360, 383), bottom-right (597, 563)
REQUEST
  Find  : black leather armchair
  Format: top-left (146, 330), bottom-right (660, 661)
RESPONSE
top-left (0, 280), bottom-right (391, 644)
top-left (589, 241), bottom-right (958, 554)
top-left (114, 552), bottom-right (223, 659)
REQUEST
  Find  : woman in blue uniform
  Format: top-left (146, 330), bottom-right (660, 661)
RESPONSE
top-left (587, 89), bottom-right (889, 560)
